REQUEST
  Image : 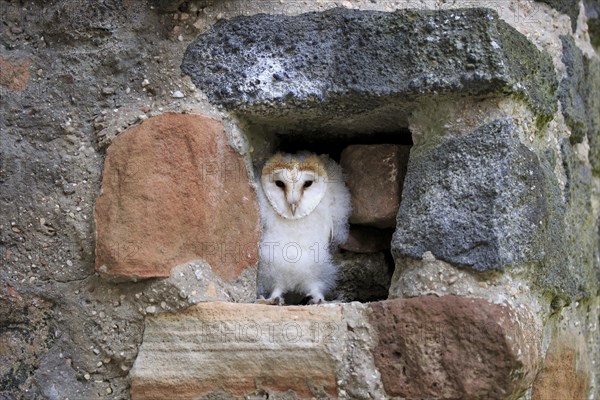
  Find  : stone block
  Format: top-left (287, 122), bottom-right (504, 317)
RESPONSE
top-left (554, 141), bottom-right (599, 301)
top-left (130, 298), bottom-right (540, 399)
top-left (368, 296), bottom-right (540, 399)
top-left (392, 119), bottom-right (563, 272)
top-left (94, 113), bottom-right (260, 280)
top-left (181, 8), bottom-right (556, 135)
top-left (558, 35), bottom-right (600, 157)
top-left (129, 302), bottom-right (342, 399)
top-left (340, 144), bottom-right (410, 228)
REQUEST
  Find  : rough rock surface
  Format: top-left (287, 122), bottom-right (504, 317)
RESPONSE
top-left (332, 251), bottom-right (392, 302)
top-left (0, 287), bottom-right (57, 398)
top-left (130, 302), bottom-right (342, 399)
top-left (182, 8), bottom-right (557, 135)
top-left (531, 298), bottom-right (600, 400)
top-left (368, 296), bottom-right (540, 399)
top-left (1, 1), bottom-right (599, 399)
top-left (393, 116), bottom-right (598, 301)
top-left (559, 36), bottom-right (600, 175)
top-left (131, 298), bottom-right (539, 399)
top-left (393, 119), bottom-right (557, 270)
top-left (537, 0), bottom-right (580, 31)
top-left (95, 113), bottom-right (260, 280)
top-left (558, 35), bottom-right (600, 154)
top-left (587, 0), bottom-right (600, 48)
top-left (554, 140), bottom-right (600, 300)
top-left (0, 55), bottom-right (30, 92)
top-left (588, 49), bottom-right (600, 177)
top-left (339, 225), bottom-right (394, 253)
top-left (340, 144), bottom-right (409, 228)
top-left (531, 335), bottom-right (590, 400)
top-left (0, 1), bottom-right (209, 393)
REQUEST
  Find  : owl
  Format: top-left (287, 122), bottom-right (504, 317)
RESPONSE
top-left (256, 152), bottom-right (351, 305)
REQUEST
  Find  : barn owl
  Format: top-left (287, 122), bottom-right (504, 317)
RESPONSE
top-left (256, 152), bottom-right (351, 305)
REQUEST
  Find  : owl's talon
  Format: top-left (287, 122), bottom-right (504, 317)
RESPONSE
top-left (255, 295), bottom-right (285, 306)
top-left (308, 296), bottom-right (324, 305)
top-left (255, 297), bottom-right (271, 305)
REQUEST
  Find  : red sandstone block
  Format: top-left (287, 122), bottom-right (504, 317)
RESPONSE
top-left (368, 296), bottom-right (540, 399)
top-left (94, 113), bottom-right (260, 280)
top-left (340, 144), bottom-right (410, 228)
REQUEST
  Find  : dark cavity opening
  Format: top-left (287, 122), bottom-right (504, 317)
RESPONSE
top-left (276, 129), bottom-right (413, 162)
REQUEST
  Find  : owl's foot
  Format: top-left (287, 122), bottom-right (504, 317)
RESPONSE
top-left (306, 286), bottom-right (326, 305)
top-left (255, 295), bottom-right (285, 306)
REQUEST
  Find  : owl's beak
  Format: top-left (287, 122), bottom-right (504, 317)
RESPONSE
top-left (290, 203), bottom-right (297, 216)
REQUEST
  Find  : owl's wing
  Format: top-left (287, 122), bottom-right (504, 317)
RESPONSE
top-left (329, 216), bottom-right (334, 243)
top-left (322, 156), bottom-right (351, 246)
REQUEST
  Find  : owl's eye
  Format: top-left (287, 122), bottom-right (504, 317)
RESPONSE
top-left (303, 180), bottom-right (313, 188)
top-left (275, 180), bottom-right (285, 188)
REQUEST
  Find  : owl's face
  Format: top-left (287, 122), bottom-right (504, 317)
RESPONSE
top-left (261, 154), bottom-right (328, 220)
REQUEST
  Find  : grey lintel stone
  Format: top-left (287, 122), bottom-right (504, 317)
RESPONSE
top-left (181, 8), bottom-right (557, 135)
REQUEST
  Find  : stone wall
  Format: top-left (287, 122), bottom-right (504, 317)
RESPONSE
top-left (1, 1), bottom-right (599, 399)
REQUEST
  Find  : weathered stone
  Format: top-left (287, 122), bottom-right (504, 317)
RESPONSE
top-left (181, 8), bottom-right (557, 135)
top-left (531, 335), bottom-right (590, 400)
top-left (556, 140), bottom-right (599, 300)
top-left (31, 346), bottom-right (88, 400)
top-left (393, 118), bottom-right (561, 271)
top-left (368, 296), bottom-right (540, 399)
top-left (129, 261), bottom-right (258, 312)
top-left (340, 144), bottom-right (409, 228)
top-left (131, 298), bottom-right (541, 399)
top-left (581, 55), bottom-right (600, 175)
top-left (332, 251), bottom-right (392, 302)
top-left (392, 126), bottom-right (596, 302)
top-left (586, 0), bottom-right (600, 48)
top-left (559, 36), bottom-right (588, 144)
top-left (94, 113), bottom-right (260, 280)
top-left (0, 286), bottom-right (55, 397)
top-left (2, 1), bottom-right (599, 399)
top-left (537, 0), bottom-right (580, 31)
top-left (339, 225), bottom-right (394, 253)
top-left (130, 302), bottom-right (341, 399)
top-left (558, 35), bottom-right (600, 154)
top-left (0, 55), bottom-right (30, 92)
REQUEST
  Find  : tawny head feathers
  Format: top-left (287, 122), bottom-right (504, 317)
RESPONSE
top-left (261, 153), bottom-right (329, 220)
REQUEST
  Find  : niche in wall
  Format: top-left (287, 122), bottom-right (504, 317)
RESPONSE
top-left (180, 6), bottom-right (559, 302)
top-left (250, 127), bottom-right (413, 303)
